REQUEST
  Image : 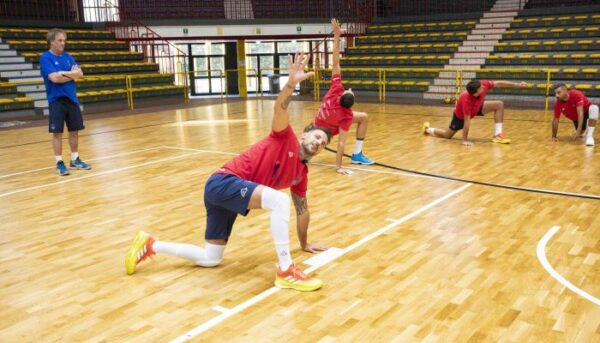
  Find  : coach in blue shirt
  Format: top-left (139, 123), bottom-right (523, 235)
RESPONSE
top-left (40, 28), bottom-right (91, 176)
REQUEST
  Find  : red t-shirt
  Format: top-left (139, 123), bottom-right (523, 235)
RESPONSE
top-left (312, 74), bottom-right (354, 136)
top-left (554, 89), bottom-right (592, 121)
top-left (454, 80), bottom-right (495, 119)
top-left (217, 125), bottom-right (308, 197)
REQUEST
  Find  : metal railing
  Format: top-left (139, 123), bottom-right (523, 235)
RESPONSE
top-left (312, 67), bottom-right (563, 113)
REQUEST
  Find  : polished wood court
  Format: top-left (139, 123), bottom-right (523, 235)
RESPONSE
top-left (0, 99), bottom-right (598, 342)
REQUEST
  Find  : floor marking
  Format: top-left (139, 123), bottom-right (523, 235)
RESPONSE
top-left (537, 226), bottom-right (600, 306)
top-left (170, 183), bottom-right (472, 342)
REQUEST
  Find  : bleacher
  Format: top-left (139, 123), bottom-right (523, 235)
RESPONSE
top-left (332, 17), bottom-right (480, 94)
top-left (119, 0), bottom-right (225, 20)
top-left (0, 26), bottom-right (184, 116)
top-left (478, 11), bottom-right (600, 98)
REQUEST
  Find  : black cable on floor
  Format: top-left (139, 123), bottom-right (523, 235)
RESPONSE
top-left (324, 147), bottom-right (600, 201)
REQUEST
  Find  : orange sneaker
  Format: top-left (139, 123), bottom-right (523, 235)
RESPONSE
top-left (492, 132), bottom-right (511, 144)
top-left (275, 263), bottom-right (322, 292)
top-left (125, 230), bottom-right (156, 275)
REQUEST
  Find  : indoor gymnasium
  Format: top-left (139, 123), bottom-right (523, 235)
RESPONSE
top-left (0, 0), bottom-right (599, 341)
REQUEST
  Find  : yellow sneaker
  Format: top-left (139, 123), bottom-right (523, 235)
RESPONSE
top-left (275, 263), bottom-right (322, 292)
top-left (125, 230), bottom-right (155, 275)
top-left (423, 122), bottom-right (430, 135)
top-left (492, 132), bottom-right (511, 144)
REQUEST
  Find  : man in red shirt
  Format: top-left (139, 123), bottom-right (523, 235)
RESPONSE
top-left (423, 79), bottom-right (528, 146)
top-left (308, 18), bottom-right (373, 175)
top-left (551, 83), bottom-right (598, 146)
top-left (125, 53), bottom-right (332, 292)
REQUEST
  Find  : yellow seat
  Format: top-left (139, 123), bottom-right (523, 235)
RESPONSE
top-left (0, 98), bottom-right (14, 104)
top-left (553, 54), bottom-right (568, 58)
top-left (535, 54), bottom-right (549, 59)
top-left (570, 54), bottom-right (586, 59)
top-left (562, 68), bottom-right (579, 73)
top-left (575, 84), bottom-right (592, 90)
top-left (582, 68), bottom-right (598, 73)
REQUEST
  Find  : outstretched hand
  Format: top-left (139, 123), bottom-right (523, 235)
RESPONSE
top-left (286, 52), bottom-right (314, 86)
top-left (331, 18), bottom-right (342, 36)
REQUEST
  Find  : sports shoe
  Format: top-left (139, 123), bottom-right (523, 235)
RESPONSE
top-left (70, 157), bottom-right (91, 170)
top-left (423, 122), bottom-right (430, 135)
top-left (275, 263), bottom-right (322, 292)
top-left (56, 161), bottom-right (70, 176)
top-left (351, 151), bottom-right (375, 165)
top-left (585, 135), bottom-right (595, 146)
top-left (125, 230), bottom-right (156, 275)
top-left (492, 133), bottom-right (511, 144)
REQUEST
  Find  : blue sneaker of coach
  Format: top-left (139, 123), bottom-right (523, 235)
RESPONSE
top-left (351, 151), bottom-right (374, 165)
top-left (70, 157), bottom-right (91, 170)
top-left (56, 161), bottom-right (70, 176)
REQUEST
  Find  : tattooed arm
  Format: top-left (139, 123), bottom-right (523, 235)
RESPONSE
top-left (292, 192), bottom-right (328, 254)
top-left (272, 52), bottom-right (314, 132)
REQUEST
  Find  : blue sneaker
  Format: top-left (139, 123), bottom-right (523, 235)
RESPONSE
top-left (70, 157), bottom-right (91, 170)
top-left (56, 161), bottom-right (70, 176)
top-left (351, 151), bottom-right (374, 165)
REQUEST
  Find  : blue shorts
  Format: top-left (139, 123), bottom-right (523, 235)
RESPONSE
top-left (49, 97), bottom-right (84, 133)
top-left (204, 173), bottom-right (260, 241)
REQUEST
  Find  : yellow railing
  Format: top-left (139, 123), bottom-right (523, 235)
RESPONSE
top-left (312, 67), bottom-right (559, 112)
top-left (0, 67), bottom-right (567, 113)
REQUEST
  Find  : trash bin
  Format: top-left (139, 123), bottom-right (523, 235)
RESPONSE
top-left (268, 75), bottom-right (280, 94)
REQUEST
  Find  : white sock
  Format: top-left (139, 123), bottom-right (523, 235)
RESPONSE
top-left (587, 126), bottom-right (595, 137)
top-left (426, 127), bottom-right (435, 135)
top-left (495, 123), bottom-right (503, 135)
top-left (261, 187), bottom-right (292, 270)
top-left (55, 156), bottom-right (63, 163)
top-left (153, 241), bottom-right (225, 267)
top-left (353, 139), bottom-right (364, 155)
top-left (71, 152), bottom-right (79, 161)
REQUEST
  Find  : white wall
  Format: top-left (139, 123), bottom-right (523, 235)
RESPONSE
top-left (149, 23), bottom-right (344, 39)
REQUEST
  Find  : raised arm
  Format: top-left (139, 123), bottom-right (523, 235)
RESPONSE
top-left (272, 52), bottom-right (314, 132)
top-left (494, 80), bottom-right (528, 88)
top-left (331, 18), bottom-right (342, 76)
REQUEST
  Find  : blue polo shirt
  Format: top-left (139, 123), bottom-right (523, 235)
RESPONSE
top-left (39, 50), bottom-right (80, 105)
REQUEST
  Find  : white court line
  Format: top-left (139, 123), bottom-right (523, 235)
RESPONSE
top-left (170, 183), bottom-right (472, 342)
top-left (0, 150), bottom-right (204, 198)
top-left (162, 146), bottom-right (238, 156)
top-left (211, 306), bottom-right (232, 314)
top-left (163, 147), bottom-right (446, 181)
top-left (536, 226), bottom-right (600, 306)
top-left (0, 146), bottom-right (164, 180)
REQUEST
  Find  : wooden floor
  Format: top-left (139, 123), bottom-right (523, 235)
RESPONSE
top-left (0, 99), bottom-right (598, 342)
